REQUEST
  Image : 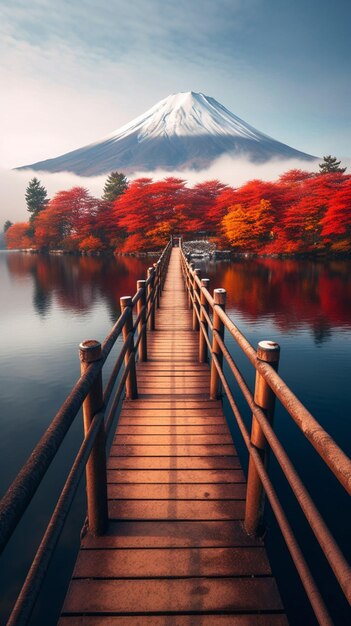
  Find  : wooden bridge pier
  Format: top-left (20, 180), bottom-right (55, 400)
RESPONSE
top-left (59, 247), bottom-right (287, 625)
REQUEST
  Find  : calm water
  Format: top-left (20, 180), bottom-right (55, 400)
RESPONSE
top-left (0, 251), bottom-right (350, 625)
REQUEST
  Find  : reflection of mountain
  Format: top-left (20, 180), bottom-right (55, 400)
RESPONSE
top-left (6, 254), bottom-right (155, 321)
top-left (203, 258), bottom-right (351, 343)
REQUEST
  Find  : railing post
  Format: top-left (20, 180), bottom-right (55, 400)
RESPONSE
top-left (79, 340), bottom-right (108, 535)
top-left (137, 279), bottom-right (147, 362)
top-left (199, 278), bottom-right (210, 363)
top-left (153, 261), bottom-right (161, 308)
top-left (147, 267), bottom-right (155, 330)
top-left (244, 340), bottom-right (280, 536)
top-left (188, 262), bottom-right (194, 309)
top-left (120, 296), bottom-right (138, 399)
top-left (210, 289), bottom-right (227, 399)
top-left (193, 268), bottom-right (201, 331)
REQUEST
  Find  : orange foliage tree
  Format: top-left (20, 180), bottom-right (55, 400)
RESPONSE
top-left (5, 223), bottom-right (33, 249)
top-left (222, 200), bottom-right (275, 250)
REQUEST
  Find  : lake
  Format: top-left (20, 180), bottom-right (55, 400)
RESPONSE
top-left (0, 251), bottom-right (350, 625)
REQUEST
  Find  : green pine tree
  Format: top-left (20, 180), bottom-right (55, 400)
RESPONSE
top-left (319, 155), bottom-right (346, 174)
top-left (102, 171), bottom-right (128, 202)
top-left (3, 220), bottom-right (13, 232)
top-left (25, 177), bottom-right (48, 222)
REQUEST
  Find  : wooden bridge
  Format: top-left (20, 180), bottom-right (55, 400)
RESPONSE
top-left (59, 247), bottom-right (286, 624)
top-left (0, 239), bottom-right (350, 626)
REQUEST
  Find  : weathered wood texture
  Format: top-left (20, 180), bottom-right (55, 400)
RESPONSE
top-left (60, 248), bottom-right (287, 625)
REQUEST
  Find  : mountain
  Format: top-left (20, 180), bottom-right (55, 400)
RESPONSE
top-left (17, 92), bottom-right (316, 176)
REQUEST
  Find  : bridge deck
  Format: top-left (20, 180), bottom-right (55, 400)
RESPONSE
top-left (60, 248), bottom-right (287, 625)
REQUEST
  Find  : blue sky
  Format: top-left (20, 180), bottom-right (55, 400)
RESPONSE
top-left (0, 0), bottom-right (350, 168)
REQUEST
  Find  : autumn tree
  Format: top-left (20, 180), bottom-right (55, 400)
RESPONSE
top-left (319, 155), bottom-right (346, 174)
top-left (190, 180), bottom-right (228, 234)
top-left (114, 177), bottom-right (190, 251)
top-left (5, 222), bottom-right (33, 249)
top-left (33, 187), bottom-right (98, 250)
top-left (25, 177), bottom-right (48, 222)
top-left (321, 176), bottom-right (351, 251)
top-left (102, 172), bottom-right (128, 202)
top-left (222, 199), bottom-right (275, 251)
top-left (222, 204), bottom-right (253, 249)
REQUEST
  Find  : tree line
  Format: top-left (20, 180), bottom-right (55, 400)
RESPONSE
top-left (4, 157), bottom-right (350, 254)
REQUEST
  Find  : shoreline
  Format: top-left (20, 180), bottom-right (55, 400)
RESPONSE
top-left (5, 247), bottom-right (351, 260)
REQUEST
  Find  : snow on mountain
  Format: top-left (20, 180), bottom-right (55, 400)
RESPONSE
top-left (17, 91), bottom-right (316, 176)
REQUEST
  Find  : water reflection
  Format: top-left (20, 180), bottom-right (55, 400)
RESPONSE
top-left (6, 253), bottom-right (154, 323)
top-left (200, 257), bottom-right (351, 343)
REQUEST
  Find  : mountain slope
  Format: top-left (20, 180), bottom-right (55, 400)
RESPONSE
top-left (17, 92), bottom-right (316, 176)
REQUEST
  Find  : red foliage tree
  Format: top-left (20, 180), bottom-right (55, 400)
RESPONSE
top-left (321, 175), bottom-right (351, 251)
top-left (114, 177), bottom-right (191, 250)
top-left (283, 172), bottom-right (347, 251)
top-left (34, 187), bottom-right (100, 250)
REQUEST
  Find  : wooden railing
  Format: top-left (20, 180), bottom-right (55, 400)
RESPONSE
top-left (180, 240), bottom-right (351, 626)
top-left (0, 240), bottom-right (172, 626)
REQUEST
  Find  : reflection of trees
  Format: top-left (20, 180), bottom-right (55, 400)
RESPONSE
top-left (6, 253), bottom-right (154, 320)
top-left (7, 253), bottom-right (350, 346)
top-left (312, 318), bottom-right (332, 346)
top-left (32, 279), bottom-right (52, 316)
top-left (204, 258), bottom-right (351, 345)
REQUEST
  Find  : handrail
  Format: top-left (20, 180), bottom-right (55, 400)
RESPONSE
top-left (187, 260), bottom-right (351, 493)
top-left (0, 238), bottom-right (173, 626)
top-left (180, 240), bottom-right (351, 626)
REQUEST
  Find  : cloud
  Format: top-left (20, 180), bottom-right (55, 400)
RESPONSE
top-left (1, 0), bottom-right (259, 59)
top-left (0, 168), bottom-right (106, 224)
top-left (130, 155), bottom-right (322, 187)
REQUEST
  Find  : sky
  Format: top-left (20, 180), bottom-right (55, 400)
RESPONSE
top-left (0, 0), bottom-right (350, 221)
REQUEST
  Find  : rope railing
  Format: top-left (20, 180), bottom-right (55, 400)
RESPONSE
top-left (0, 238), bottom-right (173, 626)
top-left (180, 239), bottom-right (351, 626)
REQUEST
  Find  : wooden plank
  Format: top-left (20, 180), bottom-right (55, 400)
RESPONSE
top-left (122, 400), bottom-right (222, 408)
top-left (112, 435), bottom-right (233, 445)
top-left (59, 616), bottom-right (289, 626)
top-left (136, 388), bottom-right (209, 395)
top-left (106, 469), bottom-right (245, 483)
top-left (136, 376), bottom-right (210, 382)
top-left (109, 445), bottom-right (236, 456)
top-left (119, 408), bottom-right (224, 414)
top-left (115, 425), bottom-right (229, 434)
top-left (117, 417), bottom-right (227, 425)
top-left (62, 577), bottom-right (283, 613)
top-left (73, 546), bottom-right (271, 578)
top-left (107, 483), bottom-right (246, 499)
top-left (107, 456), bottom-right (242, 469)
top-left (108, 500), bottom-right (245, 520)
top-left (81, 520), bottom-right (262, 549)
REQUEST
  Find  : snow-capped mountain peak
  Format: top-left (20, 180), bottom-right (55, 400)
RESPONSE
top-left (106, 91), bottom-right (266, 143)
top-left (18, 91), bottom-right (316, 176)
